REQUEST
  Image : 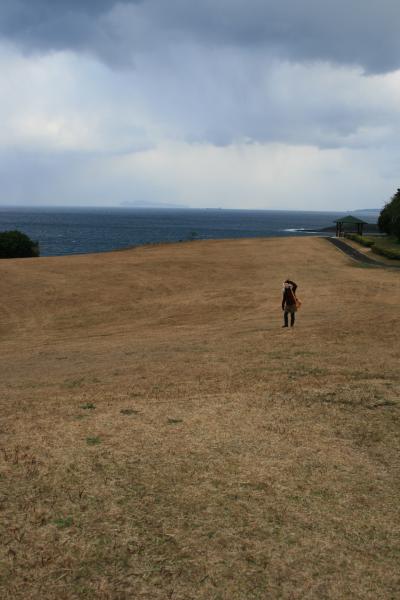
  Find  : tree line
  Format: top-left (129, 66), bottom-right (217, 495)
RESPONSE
top-left (378, 189), bottom-right (400, 240)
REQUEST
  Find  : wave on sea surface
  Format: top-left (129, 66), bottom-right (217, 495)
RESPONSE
top-left (283, 228), bottom-right (321, 233)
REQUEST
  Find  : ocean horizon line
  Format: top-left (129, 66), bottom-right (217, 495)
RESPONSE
top-left (0, 206), bottom-right (379, 257)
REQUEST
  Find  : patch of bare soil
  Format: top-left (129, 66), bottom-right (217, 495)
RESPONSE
top-left (1, 237), bottom-right (399, 599)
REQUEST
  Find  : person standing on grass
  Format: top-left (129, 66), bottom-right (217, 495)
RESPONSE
top-left (282, 279), bottom-right (298, 328)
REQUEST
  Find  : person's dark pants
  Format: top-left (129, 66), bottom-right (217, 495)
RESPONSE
top-left (284, 309), bottom-right (295, 327)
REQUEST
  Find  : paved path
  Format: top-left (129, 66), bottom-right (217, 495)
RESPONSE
top-left (325, 237), bottom-right (400, 269)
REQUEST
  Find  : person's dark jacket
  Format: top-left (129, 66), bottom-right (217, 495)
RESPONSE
top-left (282, 280), bottom-right (297, 310)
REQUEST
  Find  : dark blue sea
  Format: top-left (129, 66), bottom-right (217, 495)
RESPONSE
top-left (0, 207), bottom-right (378, 257)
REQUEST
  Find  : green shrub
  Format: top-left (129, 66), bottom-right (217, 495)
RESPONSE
top-left (345, 233), bottom-right (375, 247)
top-left (0, 230), bottom-right (39, 258)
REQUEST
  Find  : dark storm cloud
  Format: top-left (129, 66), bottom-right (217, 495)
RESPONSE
top-left (142, 0), bottom-right (400, 73)
top-left (0, 0), bottom-right (134, 58)
top-left (1, 0), bottom-right (400, 73)
top-left (1, 0), bottom-right (107, 33)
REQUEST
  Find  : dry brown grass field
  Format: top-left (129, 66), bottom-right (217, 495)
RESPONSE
top-left (1, 237), bottom-right (399, 600)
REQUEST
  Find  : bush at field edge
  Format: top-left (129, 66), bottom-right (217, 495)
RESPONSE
top-left (0, 230), bottom-right (39, 258)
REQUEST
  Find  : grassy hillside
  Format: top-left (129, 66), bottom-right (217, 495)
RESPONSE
top-left (1, 237), bottom-right (399, 599)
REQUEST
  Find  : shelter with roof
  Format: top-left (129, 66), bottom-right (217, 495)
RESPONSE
top-left (334, 215), bottom-right (368, 237)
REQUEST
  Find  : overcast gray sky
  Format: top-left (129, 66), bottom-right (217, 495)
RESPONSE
top-left (1, 0), bottom-right (399, 210)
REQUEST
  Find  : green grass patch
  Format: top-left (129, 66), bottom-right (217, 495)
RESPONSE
top-left (346, 233), bottom-right (400, 260)
top-left (371, 236), bottom-right (400, 260)
top-left (54, 516), bottom-right (73, 529)
top-left (80, 402), bottom-right (96, 410)
top-left (86, 436), bottom-right (101, 445)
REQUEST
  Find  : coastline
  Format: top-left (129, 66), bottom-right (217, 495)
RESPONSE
top-left (0, 206), bottom-right (378, 257)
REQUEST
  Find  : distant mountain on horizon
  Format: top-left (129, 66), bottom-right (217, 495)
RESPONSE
top-left (353, 208), bottom-right (381, 213)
